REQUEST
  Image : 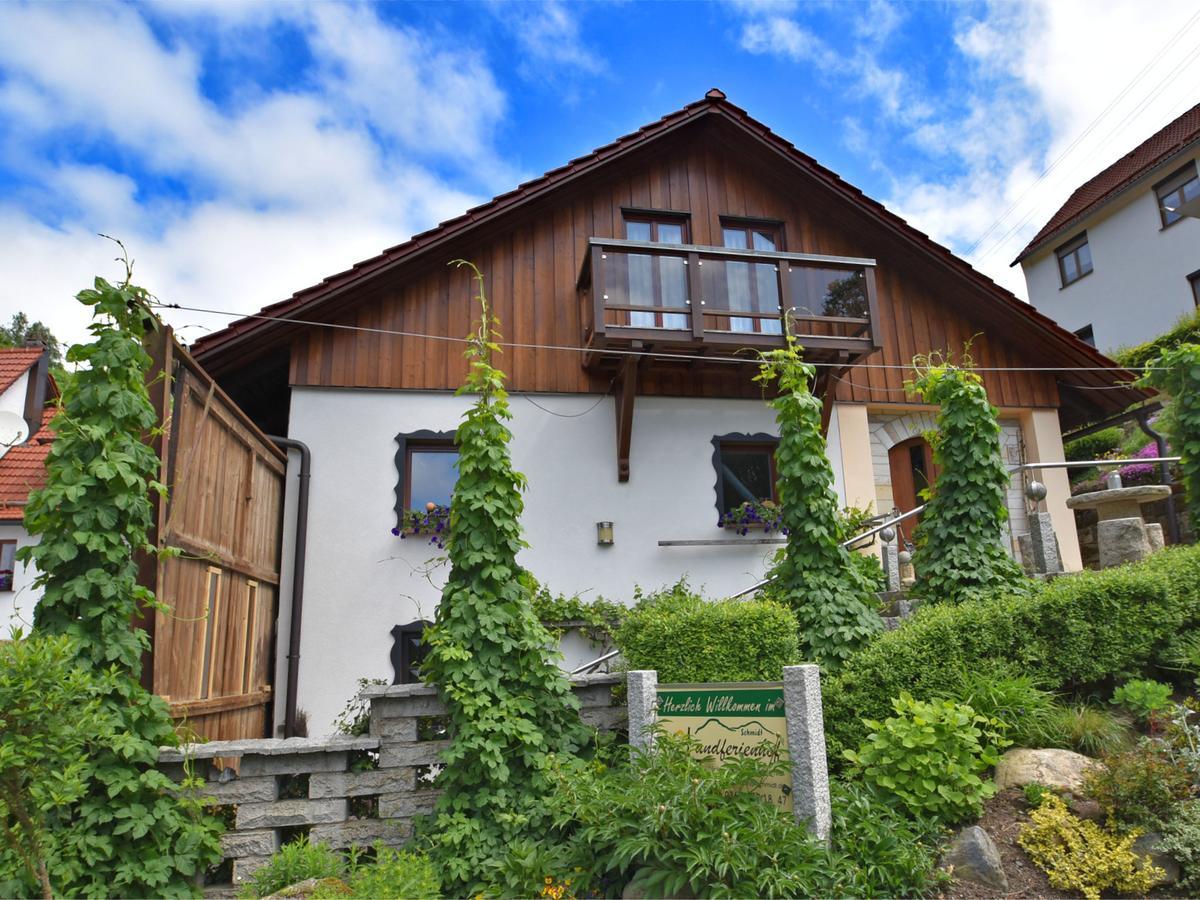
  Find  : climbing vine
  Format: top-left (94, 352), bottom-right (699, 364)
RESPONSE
top-left (419, 261), bottom-right (588, 892)
top-left (1138, 342), bottom-right (1200, 523)
top-left (16, 267), bottom-right (221, 896)
top-left (756, 335), bottom-right (881, 670)
top-left (906, 351), bottom-right (1027, 605)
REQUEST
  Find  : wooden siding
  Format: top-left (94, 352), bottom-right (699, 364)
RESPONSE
top-left (143, 330), bottom-right (286, 741)
top-left (288, 126), bottom-right (1059, 409)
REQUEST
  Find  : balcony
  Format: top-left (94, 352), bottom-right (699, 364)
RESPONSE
top-left (578, 238), bottom-right (880, 371)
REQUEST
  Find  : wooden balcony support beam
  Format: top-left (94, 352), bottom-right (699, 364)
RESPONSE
top-left (615, 352), bottom-right (640, 482)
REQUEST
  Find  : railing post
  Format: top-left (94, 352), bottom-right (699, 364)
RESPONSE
top-left (687, 251), bottom-right (704, 340)
top-left (592, 243), bottom-right (607, 339)
top-left (777, 260), bottom-right (793, 341)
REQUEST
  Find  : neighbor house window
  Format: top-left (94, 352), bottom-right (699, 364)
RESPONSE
top-left (711, 434), bottom-right (779, 520)
top-left (0, 540), bottom-right (14, 591)
top-left (1074, 324), bottom-right (1096, 347)
top-left (1190, 270), bottom-right (1200, 307)
top-left (1056, 233), bottom-right (1093, 287)
top-left (1155, 162), bottom-right (1200, 227)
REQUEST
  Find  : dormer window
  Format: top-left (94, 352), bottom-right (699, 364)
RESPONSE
top-left (1056, 233), bottom-right (1093, 287)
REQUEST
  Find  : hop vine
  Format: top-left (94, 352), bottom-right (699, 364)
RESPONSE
top-left (906, 350), bottom-right (1027, 605)
top-left (418, 261), bottom-right (588, 892)
top-left (1138, 342), bottom-right (1200, 524)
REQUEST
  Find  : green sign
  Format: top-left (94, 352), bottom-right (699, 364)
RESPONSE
top-left (656, 681), bottom-right (791, 812)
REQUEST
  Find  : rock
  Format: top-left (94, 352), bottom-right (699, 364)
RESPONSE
top-left (1067, 797), bottom-right (1105, 823)
top-left (940, 825), bottom-right (1009, 892)
top-left (994, 748), bottom-right (1102, 793)
top-left (1133, 832), bottom-right (1180, 887)
top-left (266, 878), bottom-right (350, 898)
top-left (1097, 517), bottom-right (1151, 567)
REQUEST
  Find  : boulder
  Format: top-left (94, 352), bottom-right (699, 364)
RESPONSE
top-left (941, 825), bottom-right (1009, 892)
top-left (1067, 797), bottom-right (1105, 823)
top-left (994, 748), bottom-right (1101, 793)
top-left (1133, 832), bottom-right (1180, 887)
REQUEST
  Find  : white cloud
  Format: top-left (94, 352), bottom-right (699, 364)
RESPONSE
top-left (740, 16), bottom-right (838, 67)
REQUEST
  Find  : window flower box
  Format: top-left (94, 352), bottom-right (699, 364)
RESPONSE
top-left (719, 499), bottom-right (787, 536)
top-left (392, 503), bottom-right (451, 548)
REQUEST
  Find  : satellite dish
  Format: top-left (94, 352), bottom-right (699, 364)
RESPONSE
top-left (0, 411), bottom-right (30, 451)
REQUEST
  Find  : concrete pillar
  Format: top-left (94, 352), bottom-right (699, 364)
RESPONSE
top-left (783, 665), bottom-right (832, 843)
top-left (626, 670), bottom-right (658, 751)
top-left (1019, 409), bottom-right (1083, 572)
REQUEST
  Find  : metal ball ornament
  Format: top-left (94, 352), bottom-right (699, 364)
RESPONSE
top-left (897, 549), bottom-right (913, 565)
top-left (880, 525), bottom-right (896, 543)
top-left (1025, 480), bottom-right (1048, 502)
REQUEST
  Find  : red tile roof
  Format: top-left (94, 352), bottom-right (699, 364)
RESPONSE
top-left (1015, 102), bottom-right (1200, 263)
top-left (0, 407), bottom-right (54, 521)
top-left (0, 347), bottom-right (44, 394)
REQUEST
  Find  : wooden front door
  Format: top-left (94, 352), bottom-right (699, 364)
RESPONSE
top-left (888, 436), bottom-right (937, 543)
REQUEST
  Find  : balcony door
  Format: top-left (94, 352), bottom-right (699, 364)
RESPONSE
top-left (721, 222), bottom-right (783, 335)
top-left (624, 214), bottom-right (689, 330)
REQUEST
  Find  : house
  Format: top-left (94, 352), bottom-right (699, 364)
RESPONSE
top-left (1015, 103), bottom-right (1200, 353)
top-left (0, 345), bottom-right (56, 631)
top-left (192, 90), bottom-right (1146, 735)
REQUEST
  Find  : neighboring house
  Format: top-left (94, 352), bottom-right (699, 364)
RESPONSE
top-left (192, 90), bottom-right (1146, 735)
top-left (0, 346), bottom-right (56, 631)
top-left (1015, 103), bottom-right (1200, 353)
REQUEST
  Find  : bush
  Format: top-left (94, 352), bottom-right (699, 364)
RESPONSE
top-left (1024, 782), bottom-right (1053, 808)
top-left (823, 546), bottom-right (1200, 764)
top-left (1111, 678), bottom-right (1174, 725)
top-left (844, 693), bottom-right (1008, 825)
top-left (339, 848), bottom-right (440, 899)
top-left (614, 583), bottom-right (800, 684)
top-left (1031, 704), bottom-right (1132, 757)
top-left (1064, 427), bottom-right (1123, 463)
top-left (1160, 799), bottom-right (1200, 894)
top-left (936, 663), bottom-right (1058, 748)
top-left (1084, 741), bottom-right (1194, 831)
top-left (237, 838), bottom-right (345, 898)
top-left (1017, 794), bottom-right (1163, 900)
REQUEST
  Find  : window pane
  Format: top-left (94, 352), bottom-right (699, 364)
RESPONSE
top-left (1061, 252), bottom-right (1079, 283)
top-left (0, 542), bottom-right (13, 591)
top-left (409, 450), bottom-right (458, 508)
top-left (1077, 242), bottom-right (1092, 275)
top-left (626, 220), bottom-right (651, 241)
top-left (657, 222), bottom-right (684, 244)
top-left (722, 227), bottom-right (748, 249)
top-left (752, 230), bottom-right (777, 251)
top-left (720, 447), bottom-right (774, 513)
top-left (1183, 177), bottom-right (1200, 203)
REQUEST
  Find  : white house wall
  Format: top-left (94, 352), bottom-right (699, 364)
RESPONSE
top-left (0, 523), bottom-right (40, 634)
top-left (285, 387), bottom-right (786, 735)
top-left (1022, 149), bottom-right (1200, 353)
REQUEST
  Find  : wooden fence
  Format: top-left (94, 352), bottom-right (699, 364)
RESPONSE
top-left (138, 327), bottom-right (287, 741)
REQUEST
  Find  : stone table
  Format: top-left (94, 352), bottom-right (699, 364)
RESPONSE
top-left (1066, 485), bottom-right (1171, 568)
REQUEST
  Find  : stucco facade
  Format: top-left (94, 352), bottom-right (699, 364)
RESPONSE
top-left (1020, 147), bottom-right (1200, 354)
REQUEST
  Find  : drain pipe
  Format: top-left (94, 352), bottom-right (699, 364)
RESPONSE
top-left (268, 435), bottom-right (311, 739)
top-left (1135, 412), bottom-right (1180, 545)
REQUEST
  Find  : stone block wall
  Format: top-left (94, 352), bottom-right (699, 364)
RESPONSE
top-left (159, 674), bottom-right (625, 886)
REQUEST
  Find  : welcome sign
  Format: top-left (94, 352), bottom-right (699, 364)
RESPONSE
top-left (656, 682), bottom-right (792, 812)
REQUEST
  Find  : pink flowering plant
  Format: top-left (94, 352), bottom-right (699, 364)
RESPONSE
top-left (1118, 442), bottom-right (1165, 485)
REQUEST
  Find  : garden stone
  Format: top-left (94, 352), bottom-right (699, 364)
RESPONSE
top-left (1067, 797), bottom-right (1105, 823)
top-left (940, 825), bottom-right (1008, 892)
top-left (1147, 522), bottom-right (1166, 552)
top-left (1133, 832), bottom-right (1180, 886)
top-left (994, 748), bottom-right (1101, 792)
top-left (265, 877), bottom-right (349, 898)
top-left (1097, 517), bottom-right (1152, 567)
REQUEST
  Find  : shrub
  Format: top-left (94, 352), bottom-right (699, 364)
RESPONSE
top-left (614, 585), bottom-right (800, 684)
top-left (339, 847), bottom-right (440, 899)
top-left (1160, 799), bottom-right (1200, 894)
top-left (1017, 794), bottom-right (1163, 900)
top-left (1111, 678), bottom-right (1174, 725)
top-left (237, 838), bottom-right (345, 899)
top-left (1064, 427), bottom-right (1123, 463)
top-left (936, 663), bottom-right (1058, 748)
top-left (843, 693), bottom-right (1008, 825)
top-left (1084, 741), bottom-right (1194, 831)
top-left (1139, 342), bottom-right (1200, 522)
top-left (525, 574), bottom-right (627, 643)
top-left (1024, 782), bottom-right (1053, 808)
top-left (1030, 704), bottom-right (1131, 757)
top-left (823, 546), bottom-right (1200, 764)
top-left (906, 352), bottom-right (1028, 605)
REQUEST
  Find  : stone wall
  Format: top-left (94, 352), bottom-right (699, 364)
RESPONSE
top-left (158, 674), bottom-right (625, 886)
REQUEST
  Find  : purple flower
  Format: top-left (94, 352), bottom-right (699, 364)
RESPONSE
top-left (1119, 441), bottom-right (1166, 483)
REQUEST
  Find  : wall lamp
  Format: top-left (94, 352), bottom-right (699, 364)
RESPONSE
top-left (596, 521), bottom-right (614, 546)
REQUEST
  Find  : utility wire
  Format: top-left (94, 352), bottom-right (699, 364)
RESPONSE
top-left (149, 300), bottom-right (1165, 374)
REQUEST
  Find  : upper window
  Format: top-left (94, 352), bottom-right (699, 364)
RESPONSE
top-left (1056, 233), bottom-right (1093, 287)
top-left (712, 434), bottom-right (778, 519)
top-left (0, 540), bottom-right (14, 591)
top-left (1155, 162), bottom-right (1200, 228)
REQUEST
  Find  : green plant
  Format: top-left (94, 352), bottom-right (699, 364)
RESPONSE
top-left (1139, 342), bottom-right (1200, 521)
top-left (905, 351), bottom-right (1029, 605)
top-left (1111, 678), bottom-right (1174, 725)
top-left (1031, 704), bottom-right (1132, 757)
top-left (17, 266), bottom-right (222, 897)
top-left (337, 846), bottom-right (440, 899)
top-left (936, 663), bottom-right (1058, 748)
top-left (524, 574), bottom-right (626, 644)
top-left (843, 692), bottom-right (1008, 825)
top-left (1017, 794), bottom-right (1163, 900)
top-left (1084, 740), bottom-right (1194, 831)
top-left (0, 632), bottom-right (114, 899)
top-left (821, 545), bottom-right (1200, 767)
top-left (418, 262), bottom-right (588, 893)
top-left (754, 333), bottom-right (881, 670)
top-left (1064, 427), bottom-right (1124, 463)
top-left (236, 837), bottom-right (345, 898)
top-left (331, 678), bottom-right (388, 737)
top-left (1024, 782), bottom-right (1053, 808)
top-left (1160, 799), bottom-right (1200, 894)
top-left (1114, 308), bottom-right (1200, 370)
top-left (614, 586), bottom-right (800, 684)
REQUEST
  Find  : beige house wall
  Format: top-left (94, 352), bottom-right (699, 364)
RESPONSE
top-left (1019, 408), bottom-right (1083, 572)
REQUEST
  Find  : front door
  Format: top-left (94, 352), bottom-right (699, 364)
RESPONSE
top-left (888, 436), bottom-right (937, 544)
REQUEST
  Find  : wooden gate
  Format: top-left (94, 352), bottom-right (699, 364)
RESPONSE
top-left (138, 327), bottom-right (287, 741)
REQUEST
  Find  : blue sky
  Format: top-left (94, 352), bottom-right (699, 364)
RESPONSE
top-left (1, 0), bottom-right (1198, 350)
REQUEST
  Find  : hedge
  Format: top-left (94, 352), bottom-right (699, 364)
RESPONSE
top-left (824, 545), bottom-right (1200, 763)
top-left (1064, 427), bottom-right (1123, 463)
top-left (614, 586), bottom-right (801, 684)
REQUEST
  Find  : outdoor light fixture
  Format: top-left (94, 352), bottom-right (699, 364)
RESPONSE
top-left (596, 521), bottom-right (614, 546)
top-left (1025, 480), bottom-right (1048, 502)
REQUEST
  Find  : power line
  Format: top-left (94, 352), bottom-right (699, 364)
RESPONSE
top-left (149, 299), bottom-right (1166, 374)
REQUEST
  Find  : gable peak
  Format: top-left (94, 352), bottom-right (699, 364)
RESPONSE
top-left (705, 87), bottom-right (727, 101)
